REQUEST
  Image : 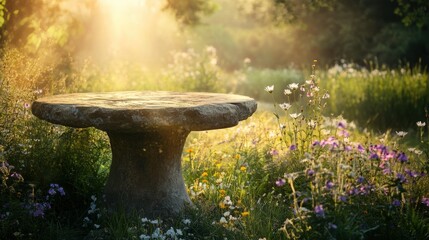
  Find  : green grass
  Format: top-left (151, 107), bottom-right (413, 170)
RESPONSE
top-left (1, 47), bottom-right (429, 239)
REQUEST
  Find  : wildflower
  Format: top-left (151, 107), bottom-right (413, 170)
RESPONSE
top-left (275, 178), bottom-right (286, 187)
top-left (241, 211), bottom-right (250, 217)
top-left (289, 113), bottom-right (302, 119)
top-left (322, 93), bottom-right (330, 99)
top-left (150, 219), bottom-right (159, 225)
top-left (265, 85), bottom-right (274, 93)
top-left (151, 228), bottom-right (161, 239)
top-left (417, 121), bottom-right (426, 127)
top-left (396, 173), bottom-right (407, 183)
top-left (414, 149), bottom-right (423, 155)
top-left (288, 83), bottom-right (299, 90)
top-left (201, 172), bottom-right (208, 177)
top-left (357, 176), bottom-right (365, 184)
top-left (269, 149), bottom-right (279, 156)
top-left (338, 121), bottom-right (346, 128)
top-left (314, 205), bottom-right (325, 218)
top-left (140, 234), bottom-right (150, 240)
top-left (219, 189), bottom-right (226, 196)
top-left (357, 144), bottom-right (365, 153)
top-left (223, 196), bottom-right (233, 205)
top-left (328, 222), bottom-right (338, 229)
top-left (10, 172), bottom-right (23, 180)
top-left (396, 152), bottom-right (408, 163)
top-left (306, 169), bottom-right (315, 177)
top-left (339, 195), bottom-right (347, 202)
top-left (24, 103), bottom-right (31, 109)
top-left (219, 217), bottom-right (227, 224)
top-left (206, 45), bottom-right (216, 54)
top-left (307, 120), bottom-right (316, 128)
top-left (395, 131), bottom-right (408, 137)
top-left (166, 227), bottom-right (176, 237)
top-left (284, 89), bottom-right (292, 95)
top-left (182, 219), bottom-right (191, 225)
top-left (223, 211), bottom-right (230, 217)
top-left (289, 145), bottom-right (297, 151)
top-left (279, 103), bottom-right (292, 111)
top-left (422, 197), bottom-right (429, 207)
top-left (392, 199), bottom-right (401, 207)
top-left (325, 181), bottom-right (334, 190)
top-left (240, 166), bottom-right (247, 172)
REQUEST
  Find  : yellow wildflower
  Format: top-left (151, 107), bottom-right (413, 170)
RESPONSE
top-left (241, 211), bottom-right (250, 217)
top-left (201, 172), bottom-right (208, 177)
top-left (240, 166), bottom-right (247, 172)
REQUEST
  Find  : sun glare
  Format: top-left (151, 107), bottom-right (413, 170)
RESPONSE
top-left (78, 0), bottom-right (181, 67)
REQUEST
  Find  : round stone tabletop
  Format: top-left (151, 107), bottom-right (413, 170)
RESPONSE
top-left (31, 91), bottom-right (257, 132)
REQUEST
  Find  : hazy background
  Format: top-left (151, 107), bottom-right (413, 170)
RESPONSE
top-left (1, 0), bottom-right (428, 71)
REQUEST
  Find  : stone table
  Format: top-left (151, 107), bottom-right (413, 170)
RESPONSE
top-left (31, 91), bottom-right (257, 216)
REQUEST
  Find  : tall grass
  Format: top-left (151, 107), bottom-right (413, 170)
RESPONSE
top-left (321, 62), bottom-right (429, 131)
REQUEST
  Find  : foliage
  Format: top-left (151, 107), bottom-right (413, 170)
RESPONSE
top-left (321, 61), bottom-right (429, 131)
top-left (164, 0), bottom-right (217, 25)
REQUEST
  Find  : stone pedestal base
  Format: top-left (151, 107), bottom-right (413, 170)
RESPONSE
top-left (105, 128), bottom-right (191, 217)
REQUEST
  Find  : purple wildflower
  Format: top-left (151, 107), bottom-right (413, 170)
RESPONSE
top-left (392, 199), bottom-right (401, 207)
top-left (275, 178), bottom-right (286, 187)
top-left (382, 168), bottom-right (392, 175)
top-left (30, 202), bottom-right (51, 218)
top-left (328, 222), bottom-right (338, 229)
top-left (396, 152), bottom-right (408, 163)
top-left (312, 141), bottom-right (320, 147)
top-left (421, 197), bottom-right (429, 207)
top-left (289, 145), bottom-right (297, 151)
top-left (339, 195), bottom-right (347, 202)
top-left (314, 204), bottom-right (325, 218)
top-left (405, 169), bottom-right (420, 178)
top-left (325, 181), bottom-right (334, 190)
top-left (48, 188), bottom-right (56, 195)
top-left (357, 144), bottom-right (365, 153)
top-left (396, 173), bottom-right (407, 183)
top-left (357, 176), bottom-right (365, 184)
top-left (269, 149), bottom-right (279, 156)
top-left (338, 121), bottom-right (346, 128)
top-left (306, 169), bottom-right (315, 177)
top-left (10, 172), bottom-right (23, 180)
top-left (370, 153), bottom-right (379, 159)
top-left (339, 130), bottom-right (350, 137)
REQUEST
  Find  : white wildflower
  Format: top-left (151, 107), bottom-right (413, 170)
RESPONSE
top-left (417, 121), bottom-right (426, 127)
top-left (289, 113), bottom-right (302, 119)
top-left (288, 83), bottom-right (299, 90)
top-left (279, 103), bottom-right (292, 111)
top-left (284, 89), bottom-right (292, 95)
top-left (219, 217), bottom-right (228, 224)
top-left (396, 131), bottom-right (408, 137)
top-left (265, 85), bottom-right (274, 93)
top-left (182, 219), bottom-right (191, 225)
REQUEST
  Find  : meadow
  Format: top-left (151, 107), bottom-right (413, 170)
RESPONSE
top-left (1, 46), bottom-right (429, 240)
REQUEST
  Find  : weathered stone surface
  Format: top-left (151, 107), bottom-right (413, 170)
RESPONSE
top-left (31, 91), bottom-right (257, 132)
top-left (31, 91), bottom-right (257, 216)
